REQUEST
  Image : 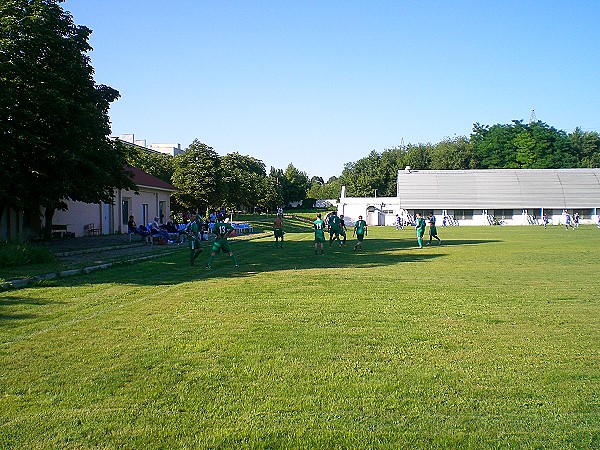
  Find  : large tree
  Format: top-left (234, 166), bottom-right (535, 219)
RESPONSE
top-left (282, 164), bottom-right (309, 205)
top-left (171, 140), bottom-right (221, 213)
top-left (220, 152), bottom-right (266, 212)
top-left (0, 0), bottom-right (135, 235)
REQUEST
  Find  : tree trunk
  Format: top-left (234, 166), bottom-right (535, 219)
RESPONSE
top-left (43, 207), bottom-right (55, 240)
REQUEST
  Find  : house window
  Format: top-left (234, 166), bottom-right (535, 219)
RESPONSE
top-left (142, 204), bottom-right (149, 226)
top-left (159, 201), bottom-right (166, 223)
top-left (122, 199), bottom-right (130, 225)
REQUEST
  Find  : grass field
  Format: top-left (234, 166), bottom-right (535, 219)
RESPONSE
top-left (1, 224), bottom-right (598, 448)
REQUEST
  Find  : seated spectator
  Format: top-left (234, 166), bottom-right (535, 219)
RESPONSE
top-left (151, 217), bottom-right (171, 243)
top-left (128, 215), bottom-right (150, 236)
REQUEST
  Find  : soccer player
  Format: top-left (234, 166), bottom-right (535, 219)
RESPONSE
top-left (353, 215), bottom-right (367, 251)
top-left (206, 213), bottom-right (239, 268)
top-left (339, 214), bottom-right (347, 246)
top-left (415, 212), bottom-right (426, 248)
top-left (187, 214), bottom-right (203, 266)
top-left (395, 214), bottom-right (403, 230)
top-left (273, 214), bottom-right (284, 248)
top-left (314, 213), bottom-right (326, 255)
top-left (426, 220), bottom-right (442, 245)
top-left (328, 211), bottom-right (341, 247)
top-left (564, 210), bottom-right (574, 230)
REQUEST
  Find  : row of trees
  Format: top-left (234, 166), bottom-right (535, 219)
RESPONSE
top-left (311, 121), bottom-right (600, 198)
top-left (126, 140), bottom-right (310, 214)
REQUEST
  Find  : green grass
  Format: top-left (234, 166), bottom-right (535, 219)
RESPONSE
top-left (1, 225), bottom-right (599, 448)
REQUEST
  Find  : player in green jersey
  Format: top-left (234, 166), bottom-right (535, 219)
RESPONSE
top-left (314, 213), bottom-right (326, 255)
top-left (206, 214), bottom-right (239, 268)
top-left (187, 214), bottom-right (203, 266)
top-left (426, 220), bottom-right (442, 245)
top-left (415, 212), bottom-right (426, 248)
top-left (328, 211), bottom-right (341, 247)
top-left (353, 215), bottom-right (367, 251)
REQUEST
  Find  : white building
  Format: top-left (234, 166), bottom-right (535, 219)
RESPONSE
top-left (1, 167), bottom-right (177, 240)
top-left (117, 134), bottom-right (183, 156)
top-left (149, 143), bottom-right (184, 157)
top-left (337, 168), bottom-right (600, 226)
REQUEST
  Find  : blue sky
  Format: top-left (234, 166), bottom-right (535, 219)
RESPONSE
top-left (63, 0), bottom-right (600, 179)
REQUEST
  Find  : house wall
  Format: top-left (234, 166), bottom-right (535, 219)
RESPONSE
top-left (52, 188), bottom-right (174, 237)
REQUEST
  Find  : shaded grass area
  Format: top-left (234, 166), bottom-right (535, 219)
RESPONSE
top-left (1, 226), bottom-right (599, 448)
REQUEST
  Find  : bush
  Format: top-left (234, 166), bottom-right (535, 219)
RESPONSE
top-left (0, 241), bottom-right (55, 269)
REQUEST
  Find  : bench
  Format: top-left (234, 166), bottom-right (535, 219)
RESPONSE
top-left (51, 224), bottom-right (74, 239)
top-left (84, 223), bottom-right (100, 236)
top-left (231, 223), bottom-right (253, 234)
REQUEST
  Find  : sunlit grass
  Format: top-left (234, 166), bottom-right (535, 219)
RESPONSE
top-left (1, 225), bottom-right (598, 448)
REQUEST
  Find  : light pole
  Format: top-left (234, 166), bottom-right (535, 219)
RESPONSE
top-left (374, 189), bottom-right (377, 198)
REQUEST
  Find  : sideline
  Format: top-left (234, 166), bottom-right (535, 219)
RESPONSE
top-left (0, 250), bottom-right (178, 291)
top-left (1, 232), bottom-right (270, 291)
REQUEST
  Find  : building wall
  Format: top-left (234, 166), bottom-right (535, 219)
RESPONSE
top-left (1, 186), bottom-right (174, 240)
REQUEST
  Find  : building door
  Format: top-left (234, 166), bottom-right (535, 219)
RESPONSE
top-left (366, 206), bottom-right (380, 226)
top-left (102, 203), bottom-right (111, 235)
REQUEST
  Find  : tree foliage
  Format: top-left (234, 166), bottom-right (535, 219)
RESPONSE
top-left (0, 0), bottom-right (136, 235)
top-left (125, 143), bottom-right (174, 184)
top-left (171, 140), bottom-right (221, 213)
top-left (220, 152), bottom-right (266, 211)
top-left (336, 121), bottom-right (600, 198)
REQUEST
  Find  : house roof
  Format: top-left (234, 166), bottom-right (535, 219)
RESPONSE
top-left (397, 168), bottom-right (600, 210)
top-left (125, 166), bottom-right (177, 193)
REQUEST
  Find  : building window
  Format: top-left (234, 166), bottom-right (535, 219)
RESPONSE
top-left (122, 199), bottom-right (130, 225)
top-left (142, 204), bottom-right (149, 225)
top-left (573, 208), bottom-right (592, 219)
top-left (453, 209), bottom-right (473, 220)
top-left (159, 201), bottom-right (166, 223)
top-left (493, 209), bottom-right (514, 220)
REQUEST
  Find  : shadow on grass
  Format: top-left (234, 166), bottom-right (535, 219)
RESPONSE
top-left (24, 236), bottom-right (502, 289)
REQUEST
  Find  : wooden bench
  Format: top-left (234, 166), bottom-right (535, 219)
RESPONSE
top-left (51, 224), bottom-right (74, 239)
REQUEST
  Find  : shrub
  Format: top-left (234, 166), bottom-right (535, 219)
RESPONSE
top-left (0, 241), bottom-right (55, 269)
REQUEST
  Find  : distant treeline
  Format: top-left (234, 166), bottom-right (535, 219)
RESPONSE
top-left (308, 121), bottom-right (600, 199)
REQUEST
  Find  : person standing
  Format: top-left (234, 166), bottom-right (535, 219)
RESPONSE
top-left (574, 212), bottom-right (580, 228)
top-left (395, 214), bottom-right (403, 230)
top-left (187, 214), bottom-right (203, 266)
top-left (273, 214), bottom-right (284, 248)
top-left (426, 220), bottom-right (442, 245)
top-left (206, 213), bottom-right (239, 268)
top-left (314, 213), bottom-right (326, 255)
top-left (564, 210), bottom-right (574, 230)
top-left (328, 211), bottom-right (341, 247)
top-left (415, 212), bottom-right (426, 248)
top-left (353, 215), bottom-right (368, 251)
top-left (542, 214), bottom-right (549, 229)
top-left (339, 214), bottom-right (347, 246)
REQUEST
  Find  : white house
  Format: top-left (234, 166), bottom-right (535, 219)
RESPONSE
top-left (1, 166), bottom-right (177, 240)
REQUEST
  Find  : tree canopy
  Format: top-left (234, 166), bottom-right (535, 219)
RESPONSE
top-left (0, 0), bottom-right (135, 234)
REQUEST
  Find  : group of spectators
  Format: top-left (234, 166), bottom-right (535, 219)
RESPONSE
top-left (127, 209), bottom-right (229, 244)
